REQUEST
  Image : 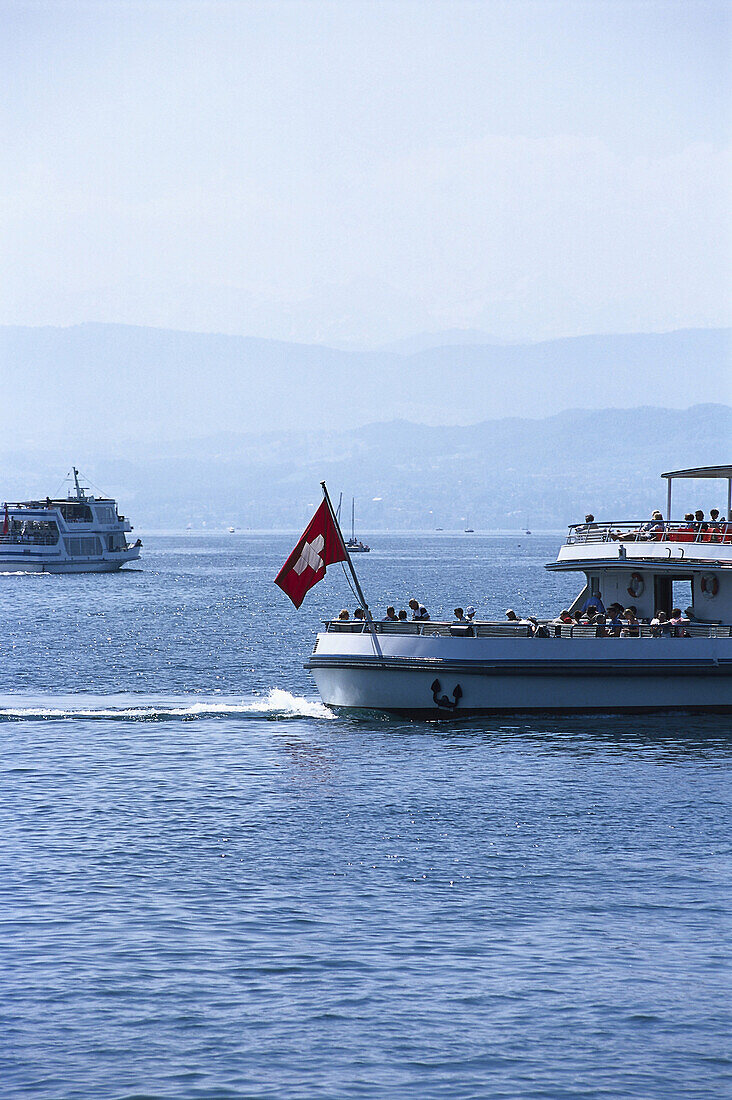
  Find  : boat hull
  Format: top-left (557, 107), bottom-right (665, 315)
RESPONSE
top-left (307, 634), bottom-right (732, 716)
top-left (0, 551), bottom-right (141, 574)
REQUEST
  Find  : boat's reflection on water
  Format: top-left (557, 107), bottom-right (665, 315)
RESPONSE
top-left (326, 707), bottom-right (732, 760)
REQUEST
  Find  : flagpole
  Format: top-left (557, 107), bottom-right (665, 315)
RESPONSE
top-left (321, 481), bottom-right (383, 658)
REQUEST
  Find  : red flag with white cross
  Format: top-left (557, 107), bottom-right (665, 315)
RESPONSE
top-left (275, 499), bottom-right (348, 608)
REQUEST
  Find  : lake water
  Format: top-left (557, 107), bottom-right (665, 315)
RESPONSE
top-left (1, 534), bottom-right (729, 1100)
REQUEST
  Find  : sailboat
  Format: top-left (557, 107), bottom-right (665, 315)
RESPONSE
top-left (345, 497), bottom-right (370, 553)
top-left (464, 516), bottom-right (474, 533)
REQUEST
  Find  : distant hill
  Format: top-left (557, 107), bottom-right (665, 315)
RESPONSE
top-left (1, 323), bottom-right (729, 448)
top-left (1, 404), bottom-right (730, 530)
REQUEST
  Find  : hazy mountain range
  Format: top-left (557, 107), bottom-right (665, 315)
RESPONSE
top-left (2, 323), bottom-right (730, 448)
top-left (1, 403), bottom-right (729, 531)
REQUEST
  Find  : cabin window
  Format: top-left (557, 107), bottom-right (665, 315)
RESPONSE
top-left (64, 536), bottom-right (102, 557)
top-left (95, 505), bottom-right (116, 525)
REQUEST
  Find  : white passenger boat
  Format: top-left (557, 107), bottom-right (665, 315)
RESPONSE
top-left (0, 468), bottom-right (141, 574)
top-left (305, 466), bottom-right (732, 716)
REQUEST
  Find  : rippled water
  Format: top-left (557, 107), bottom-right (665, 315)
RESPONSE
top-left (1, 535), bottom-right (729, 1099)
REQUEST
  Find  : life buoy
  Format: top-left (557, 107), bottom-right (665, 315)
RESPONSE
top-left (700, 573), bottom-right (719, 598)
top-left (627, 572), bottom-right (644, 598)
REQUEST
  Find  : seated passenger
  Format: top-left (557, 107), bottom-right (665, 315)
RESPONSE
top-left (354, 608), bottom-right (365, 620)
top-left (594, 614), bottom-right (608, 637)
top-left (607, 608), bottom-right (624, 637)
top-left (505, 609), bottom-right (531, 624)
top-left (408, 598), bottom-right (430, 620)
top-left (453, 607), bottom-right (467, 622)
top-left (527, 616), bottom-right (551, 638)
top-left (650, 610), bottom-right (673, 637)
top-left (550, 609), bottom-right (572, 637)
top-left (397, 609), bottom-right (408, 621)
top-left (659, 613), bottom-right (674, 637)
top-left (337, 609), bottom-right (350, 620)
top-left (709, 509), bottom-right (723, 542)
top-left (638, 510), bottom-right (664, 540)
top-left (648, 511), bottom-right (665, 539)
top-left (577, 514), bottom-right (598, 537)
top-left (465, 606), bottom-right (476, 621)
top-left (670, 513), bottom-right (695, 543)
top-left (384, 606), bottom-right (399, 621)
top-left (622, 608), bottom-right (641, 637)
top-left (669, 608), bottom-right (689, 637)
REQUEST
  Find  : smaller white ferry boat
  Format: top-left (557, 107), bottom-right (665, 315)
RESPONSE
top-left (0, 468), bottom-right (141, 574)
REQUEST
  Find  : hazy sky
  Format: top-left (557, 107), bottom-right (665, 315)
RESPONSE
top-left (3, 0), bottom-right (730, 345)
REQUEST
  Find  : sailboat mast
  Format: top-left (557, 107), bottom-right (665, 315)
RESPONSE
top-left (351, 497), bottom-right (355, 542)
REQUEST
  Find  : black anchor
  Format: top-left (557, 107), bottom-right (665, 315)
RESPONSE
top-left (431, 678), bottom-right (463, 711)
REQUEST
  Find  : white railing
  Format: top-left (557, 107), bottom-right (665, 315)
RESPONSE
top-left (323, 620), bottom-right (730, 638)
top-left (566, 520), bottom-right (732, 545)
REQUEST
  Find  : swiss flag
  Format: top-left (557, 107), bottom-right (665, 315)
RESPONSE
top-left (275, 499), bottom-right (348, 608)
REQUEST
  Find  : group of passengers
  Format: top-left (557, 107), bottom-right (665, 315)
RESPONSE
top-left (550, 601), bottom-right (691, 638)
top-left (335, 590), bottom-right (694, 638)
top-left (337, 596), bottom-right (435, 622)
top-left (579, 507), bottom-right (729, 542)
top-left (667, 509), bottom-right (729, 542)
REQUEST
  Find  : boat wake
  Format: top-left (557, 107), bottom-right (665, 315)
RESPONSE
top-left (0, 689), bottom-right (334, 722)
top-left (0, 571), bottom-right (53, 577)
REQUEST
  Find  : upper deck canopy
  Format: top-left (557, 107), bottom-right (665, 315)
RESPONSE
top-left (661, 465), bottom-right (732, 517)
top-left (662, 466), bottom-right (732, 480)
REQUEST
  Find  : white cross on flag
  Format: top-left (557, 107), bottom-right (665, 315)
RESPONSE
top-left (275, 500), bottom-right (348, 608)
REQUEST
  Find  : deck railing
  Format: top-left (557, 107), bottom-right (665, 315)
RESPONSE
top-left (323, 620), bottom-right (731, 638)
top-left (566, 520), bottom-right (732, 545)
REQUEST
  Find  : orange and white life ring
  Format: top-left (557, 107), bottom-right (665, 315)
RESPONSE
top-left (700, 573), bottom-right (719, 598)
top-left (627, 572), bottom-right (645, 598)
